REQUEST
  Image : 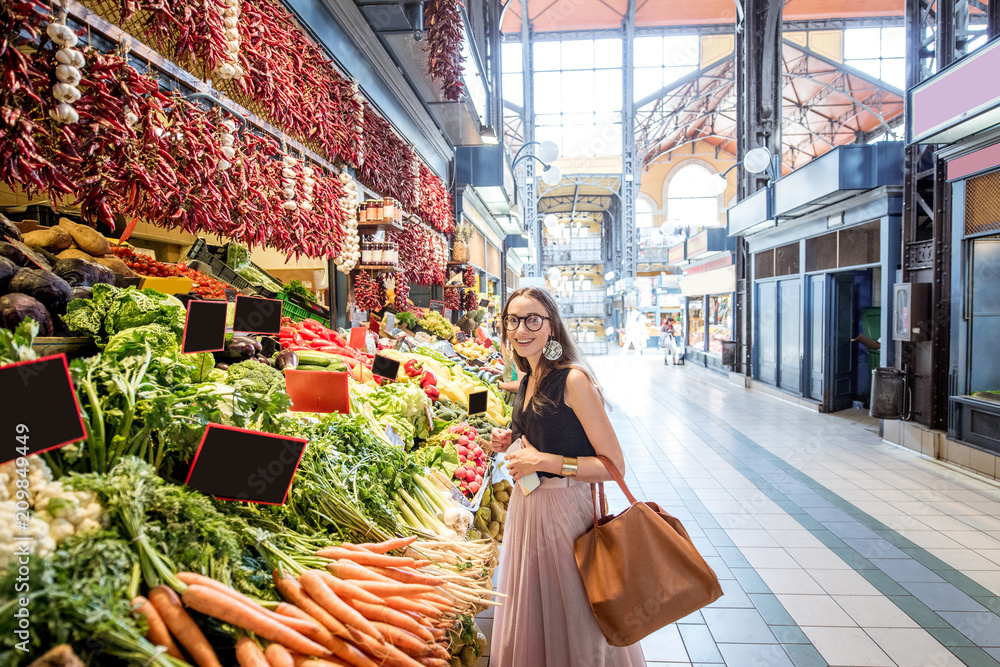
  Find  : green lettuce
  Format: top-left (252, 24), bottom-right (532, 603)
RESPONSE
top-left (65, 284), bottom-right (186, 344)
top-left (414, 443), bottom-right (459, 476)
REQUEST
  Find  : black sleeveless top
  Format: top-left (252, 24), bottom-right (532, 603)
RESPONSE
top-left (511, 366), bottom-right (597, 478)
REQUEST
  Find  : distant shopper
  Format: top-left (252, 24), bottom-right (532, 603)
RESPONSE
top-left (661, 316), bottom-right (678, 365)
top-left (489, 287), bottom-right (644, 667)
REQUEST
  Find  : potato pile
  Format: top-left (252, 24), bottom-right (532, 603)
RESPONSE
top-left (17, 217), bottom-right (134, 278)
top-left (473, 480), bottom-right (512, 542)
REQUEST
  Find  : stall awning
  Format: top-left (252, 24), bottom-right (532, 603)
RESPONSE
top-left (681, 265), bottom-right (735, 297)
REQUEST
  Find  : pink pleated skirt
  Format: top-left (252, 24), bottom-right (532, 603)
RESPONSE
top-left (490, 476), bottom-right (646, 667)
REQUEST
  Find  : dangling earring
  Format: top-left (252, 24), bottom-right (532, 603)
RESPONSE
top-left (543, 337), bottom-right (563, 361)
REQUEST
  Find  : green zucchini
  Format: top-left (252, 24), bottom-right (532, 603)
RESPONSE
top-left (294, 350), bottom-right (337, 366)
top-left (295, 364), bottom-right (335, 371)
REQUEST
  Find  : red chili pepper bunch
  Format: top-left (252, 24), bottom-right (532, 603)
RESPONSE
top-left (416, 162), bottom-right (454, 233)
top-left (462, 264), bottom-right (476, 287)
top-left (396, 220), bottom-right (447, 286)
top-left (233, 0), bottom-right (355, 166)
top-left (391, 278), bottom-right (411, 312)
top-left (423, 0), bottom-right (466, 102)
top-left (279, 165), bottom-right (348, 261)
top-left (353, 270), bottom-right (386, 312)
top-left (462, 288), bottom-right (478, 312)
top-left (0, 2), bottom-right (73, 200)
top-left (444, 286), bottom-right (461, 311)
top-left (115, 0), bottom-right (230, 77)
top-left (357, 102), bottom-right (417, 209)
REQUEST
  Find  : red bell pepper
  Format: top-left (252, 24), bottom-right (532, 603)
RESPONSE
top-left (302, 319), bottom-right (327, 334)
top-left (419, 370), bottom-right (437, 388)
top-left (403, 359), bottom-right (423, 377)
top-left (423, 385), bottom-right (440, 401)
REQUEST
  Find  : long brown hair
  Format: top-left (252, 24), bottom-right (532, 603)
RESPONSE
top-left (500, 287), bottom-right (605, 410)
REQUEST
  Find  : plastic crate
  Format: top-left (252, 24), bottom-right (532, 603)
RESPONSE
top-left (278, 292), bottom-right (328, 324)
top-left (186, 239), bottom-right (277, 297)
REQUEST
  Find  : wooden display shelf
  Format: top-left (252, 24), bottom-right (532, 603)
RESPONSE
top-left (357, 220), bottom-right (404, 234)
top-left (447, 261), bottom-right (470, 269)
top-left (353, 264), bottom-right (403, 273)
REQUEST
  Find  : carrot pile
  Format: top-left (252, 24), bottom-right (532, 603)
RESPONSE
top-left (129, 535), bottom-right (502, 667)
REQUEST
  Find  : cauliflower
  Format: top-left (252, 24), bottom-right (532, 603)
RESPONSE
top-left (0, 456), bottom-right (105, 570)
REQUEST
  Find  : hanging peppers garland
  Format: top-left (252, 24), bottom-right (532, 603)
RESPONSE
top-left (423, 0), bottom-right (466, 102)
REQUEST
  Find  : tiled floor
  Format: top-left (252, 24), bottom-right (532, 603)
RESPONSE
top-left (480, 354), bottom-right (1000, 667)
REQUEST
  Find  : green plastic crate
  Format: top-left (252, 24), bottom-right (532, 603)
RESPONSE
top-left (278, 292), bottom-right (327, 324)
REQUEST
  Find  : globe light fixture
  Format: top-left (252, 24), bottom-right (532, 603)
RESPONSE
top-left (541, 164), bottom-right (563, 186)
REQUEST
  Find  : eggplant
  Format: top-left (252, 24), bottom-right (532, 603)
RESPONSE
top-left (219, 336), bottom-right (257, 361)
top-left (273, 349), bottom-right (298, 371)
top-left (259, 335), bottom-right (281, 357)
top-left (245, 336), bottom-right (262, 354)
top-left (255, 355), bottom-right (271, 366)
top-left (214, 362), bottom-right (230, 371)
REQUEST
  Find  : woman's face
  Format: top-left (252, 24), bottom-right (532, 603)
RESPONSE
top-left (506, 295), bottom-right (553, 360)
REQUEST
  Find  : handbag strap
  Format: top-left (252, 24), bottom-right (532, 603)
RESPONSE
top-left (594, 454), bottom-right (639, 506)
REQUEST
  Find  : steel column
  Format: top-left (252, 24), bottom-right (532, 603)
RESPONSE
top-left (901, 0), bottom-right (970, 429)
top-left (734, 0), bottom-right (784, 376)
top-left (619, 0), bottom-right (637, 280)
top-left (519, 0), bottom-right (540, 278)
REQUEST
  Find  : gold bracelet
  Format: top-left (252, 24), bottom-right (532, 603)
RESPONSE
top-left (561, 456), bottom-right (579, 477)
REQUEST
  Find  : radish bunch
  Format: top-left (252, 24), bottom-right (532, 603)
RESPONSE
top-left (446, 422), bottom-right (487, 497)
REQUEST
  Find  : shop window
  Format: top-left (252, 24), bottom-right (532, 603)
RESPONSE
top-left (806, 232), bottom-right (839, 272)
top-left (687, 298), bottom-right (705, 348)
top-left (966, 170), bottom-right (1000, 236)
top-left (755, 250), bottom-right (775, 280)
top-left (838, 222), bottom-right (880, 267)
top-left (774, 242), bottom-right (800, 276)
top-left (708, 294), bottom-right (732, 353)
top-left (470, 229), bottom-right (486, 268)
top-left (487, 243), bottom-right (500, 276)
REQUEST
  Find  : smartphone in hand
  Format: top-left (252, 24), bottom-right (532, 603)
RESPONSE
top-left (506, 437), bottom-right (541, 495)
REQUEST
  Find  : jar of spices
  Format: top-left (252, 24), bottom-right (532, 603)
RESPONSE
top-left (361, 242), bottom-right (372, 265)
top-left (371, 243), bottom-right (384, 265)
top-left (386, 242), bottom-right (398, 265)
top-left (384, 198), bottom-right (394, 223)
top-left (360, 201), bottom-right (370, 223)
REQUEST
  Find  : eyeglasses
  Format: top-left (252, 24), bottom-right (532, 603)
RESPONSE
top-left (503, 314), bottom-right (550, 332)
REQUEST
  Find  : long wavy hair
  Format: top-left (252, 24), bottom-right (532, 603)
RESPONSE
top-left (500, 287), bottom-right (605, 410)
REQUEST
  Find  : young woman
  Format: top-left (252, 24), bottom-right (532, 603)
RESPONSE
top-left (489, 287), bottom-right (645, 667)
top-left (661, 316), bottom-right (678, 365)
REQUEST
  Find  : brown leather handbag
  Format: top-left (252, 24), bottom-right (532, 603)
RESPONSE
top-left (573, 456), bottom-right (724, 647)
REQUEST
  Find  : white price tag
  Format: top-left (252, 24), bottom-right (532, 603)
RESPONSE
top-left (449, 485), bottom-right (475, 510)
top-left (384, 425), bottom-right (406, 448)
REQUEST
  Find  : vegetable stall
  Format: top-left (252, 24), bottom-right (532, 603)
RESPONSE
top-left (0, 0), bottom-right (516, 665)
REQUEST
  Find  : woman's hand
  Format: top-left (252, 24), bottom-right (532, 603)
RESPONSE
top-left (504, 436), bottom-right (546, 482)
top-left (491, 428), bottom-right (513, 453)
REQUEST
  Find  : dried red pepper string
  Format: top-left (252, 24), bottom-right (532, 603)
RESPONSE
top-left (423, 0), bottom-right (466, 102)
top-left (1, 1), bottom-right (455, 261)
top-left (444, 286), bottom-right (461, 311)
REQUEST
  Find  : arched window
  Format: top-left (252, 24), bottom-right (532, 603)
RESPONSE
top-left (666, 163), bottom-right (721, 235)
top-left (636, 196), bottom-right (653, 228)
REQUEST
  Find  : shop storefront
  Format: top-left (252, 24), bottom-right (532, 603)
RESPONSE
top-left (678, 228), bottom-right (736, 369)
top-left (729, 143), bottom-right (904, 411)
top-left (904, 36), bottom-right (1000, 463)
